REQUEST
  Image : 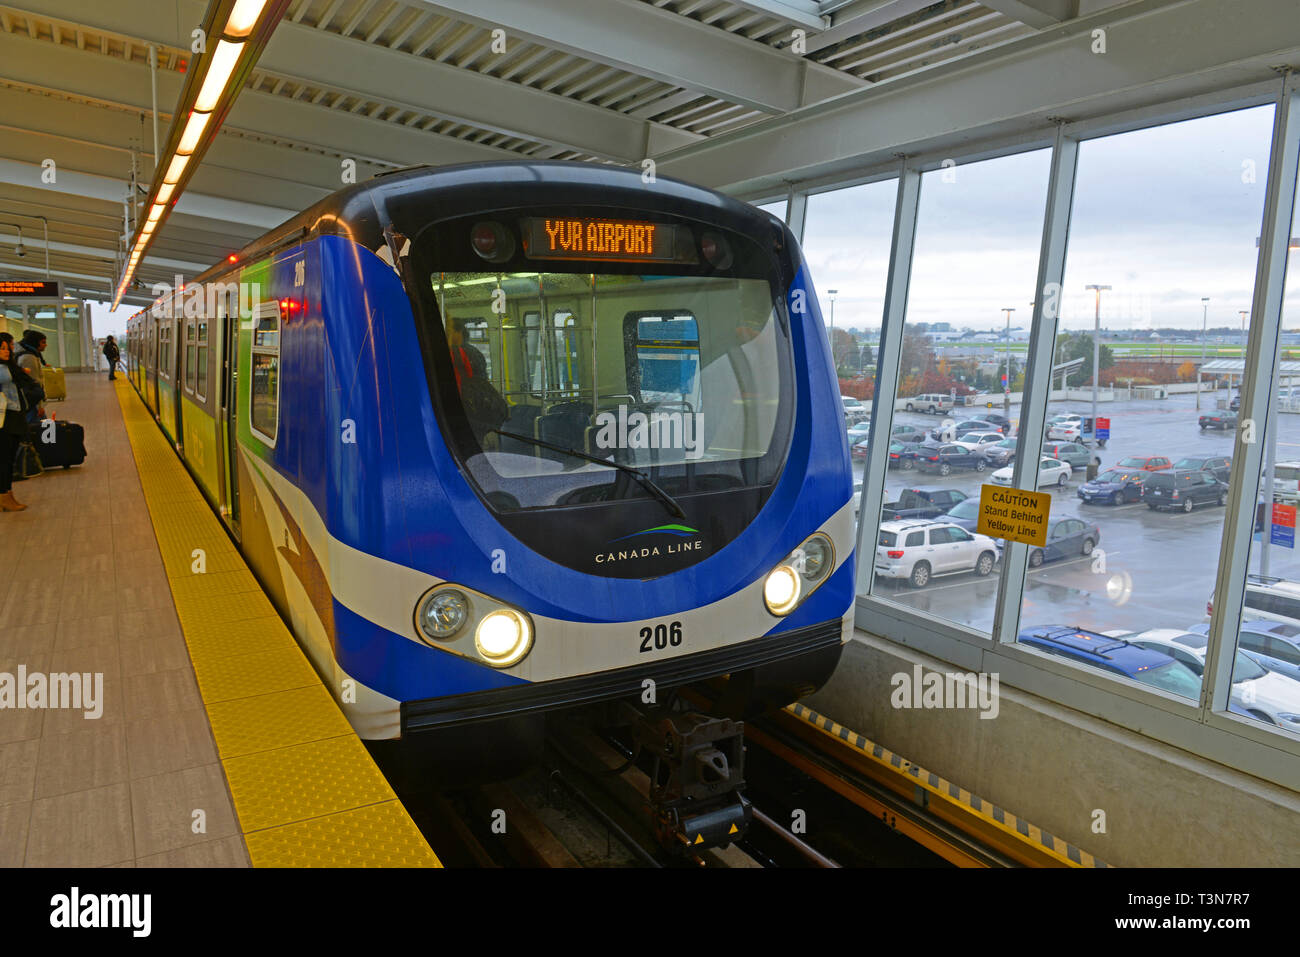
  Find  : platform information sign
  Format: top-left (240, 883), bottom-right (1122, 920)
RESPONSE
top-left (1271, 503), bottom-right (1295, 548)
top-left (976, 484), bottom-right (1051, 547)
top-left (0, 279), bottom-right (60, 298)
top-left (1095, 416), bottom-right (1110, 441)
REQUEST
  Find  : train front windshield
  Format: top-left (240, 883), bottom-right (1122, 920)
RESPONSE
top-left (410, 216), bottom-right (795, 512)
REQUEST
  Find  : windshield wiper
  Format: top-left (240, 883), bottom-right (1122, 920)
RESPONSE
top-left (489, 428), bottom-right (687, 520)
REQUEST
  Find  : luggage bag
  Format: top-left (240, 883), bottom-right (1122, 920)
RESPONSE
top-left (33, 418), bottom-right (86, 469)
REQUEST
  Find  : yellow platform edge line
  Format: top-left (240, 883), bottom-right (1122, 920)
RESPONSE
top-left (113, 380), bottom-right (441, 868)
top-left (785, 702), bottom-right (1107, 868)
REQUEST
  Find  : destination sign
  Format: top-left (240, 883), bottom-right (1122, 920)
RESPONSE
top-left (522, 217), bottom-right (676, 262)
top-left (0, 280), bottom-right (61, 298)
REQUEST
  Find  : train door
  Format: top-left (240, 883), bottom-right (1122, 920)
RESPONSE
top-left (220, 287), bottom-right (241, 537)
top-left (172, 313), bottom-right (184, 448)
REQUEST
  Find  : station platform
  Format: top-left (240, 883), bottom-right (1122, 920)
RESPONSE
top-left (0, 373), bottom-right (439, 867)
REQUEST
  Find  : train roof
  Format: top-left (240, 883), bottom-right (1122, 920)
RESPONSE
top-left (195, 160), bottom-right (788, 287)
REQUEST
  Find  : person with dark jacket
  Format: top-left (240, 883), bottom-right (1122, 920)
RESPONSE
top-left (103, 335), bottom-right (121, 380)
top-left (13, 330), bottom-right (46, 426)
top-left (0, 332), bottom-right (31, 511)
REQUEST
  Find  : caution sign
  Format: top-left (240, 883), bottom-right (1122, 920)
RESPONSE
top-left (976, 484), bottom-right (1051, 547)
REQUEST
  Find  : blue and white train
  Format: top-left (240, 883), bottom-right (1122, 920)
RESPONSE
top-left (126, 161), bottom-right (854, 768)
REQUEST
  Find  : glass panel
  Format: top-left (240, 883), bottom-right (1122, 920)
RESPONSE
top-left (251, 353), bottom-right (279, 440)
top-left (186, 345), bottom-right (197, 392)
top-left (756, 199), bottom-right (787, 222)
top-left (197, 345), bottom-right (208, 399)
top-left (869, 150), bottom-right (1052, 631)
top-left (1222, 107), bottom-right (1300, 734)
top-left (1023, 105), bottom-right (1276, 709)
top-left (62, 332), bottom-right (79, 369)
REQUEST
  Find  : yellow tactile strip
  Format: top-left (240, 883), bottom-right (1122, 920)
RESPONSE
top-left (785, 703), bottom-right (1109, 868)
top-left (114, 381), bottom-right (440, 867)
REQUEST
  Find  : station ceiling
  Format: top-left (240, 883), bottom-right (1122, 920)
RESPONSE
top-left (0, 0), bottom-right (1280, 308)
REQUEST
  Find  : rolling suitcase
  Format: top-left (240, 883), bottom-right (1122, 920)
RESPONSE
top-left (43, 367), bottom-right (67, 401)
top-left (33, 418), bottom-right (86, 469)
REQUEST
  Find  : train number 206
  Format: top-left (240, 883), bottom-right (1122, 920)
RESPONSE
top-left (639, 621), bottom-right (683, 653)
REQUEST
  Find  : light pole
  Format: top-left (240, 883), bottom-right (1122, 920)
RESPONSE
top-left (1085, 285), bottom-right (1110, 436)
top-left (1001, 307), bottom-right (1015, 415)
top-left (1197, 296), bottom-right (1209, 409)
top-left (827, 289), bottom-right (838, 371)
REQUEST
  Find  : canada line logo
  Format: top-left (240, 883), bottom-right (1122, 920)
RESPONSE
top-left (595, 524), bottom-right (704, 565)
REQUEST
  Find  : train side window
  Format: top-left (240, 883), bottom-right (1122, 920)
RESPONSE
top-left (249, 301), bottom-right (281, 446)
top-left (159, 323), bottom-right (172, 380)
top-left (185, 319), bottom-right (197, 394)
top-left (196, 320), bottom-right (209, 401)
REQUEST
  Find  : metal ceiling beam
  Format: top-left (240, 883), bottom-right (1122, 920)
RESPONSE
top-left (415, 0), bottom-right (865, 113)
top-left (977, 0), bottom-right (1076, 28)
top-left (9, 0), bottom-right (700, 161)
top-left (722, 0), bottom-right (830, 30)
top-left (805, 0), bottom-right (974, 55)
top-left (658, 0), bottom-right (1300, 192)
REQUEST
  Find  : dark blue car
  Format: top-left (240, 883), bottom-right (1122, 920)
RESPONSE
top-left (1077, 468), bottom-right (1146, 505)
top-left (1018, 626), bottom-right (1203, 695)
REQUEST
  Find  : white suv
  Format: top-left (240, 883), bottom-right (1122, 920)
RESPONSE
top-left (897, 393), bottom-right (954, 415)
top-left (876, 519), bottom-right (999, 588)
top-left (1273, 461), bottom-right (1300, 505)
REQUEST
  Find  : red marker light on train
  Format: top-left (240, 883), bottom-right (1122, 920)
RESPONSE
top-left (228, 254), bottom-right (238, 264)
top-left (699, 231), bottom-right (733, 269)
top-left (470, 221), bottom-right (515, 263)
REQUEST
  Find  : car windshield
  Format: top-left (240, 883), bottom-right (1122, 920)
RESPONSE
top-left (1117, 457), bottom-right (1148, 468)
top-left (949, 499), bottom-right (978, 519)
top-left (1146, 474), bottom-right (1174, 488)
top-left (879, 530), bottom-right (897, 547)
top-left (1173, 458), bottom-right (1203, 469)
top-left (1134, 661), bottom-right (1204, 697)
top-left (958, 433), bottom-right (983, 443)
top-left (1095, 470), bottom-right (1125, 483)
top-left (1233, 652), bottom-right (1267, 682)
top-left (995, 439), bottom-right (1016, 449)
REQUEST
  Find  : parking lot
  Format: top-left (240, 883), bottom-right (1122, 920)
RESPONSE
top-left (859, 390), bottom-right (1300, 637)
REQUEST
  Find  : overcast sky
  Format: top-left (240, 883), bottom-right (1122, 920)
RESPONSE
top-left (795, 103), bottom-right (1299, 334)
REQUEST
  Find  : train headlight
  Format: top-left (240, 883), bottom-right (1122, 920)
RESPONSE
top-left (418, 589), bottom-right (470, 640)
top-left (476, 609), bottom-right (533, 667)
top-left (764, 566), bottom-right (801, 615)
top-left (764, 533), bottom-right (835, 616)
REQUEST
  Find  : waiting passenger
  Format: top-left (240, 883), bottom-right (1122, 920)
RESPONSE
top-left (13, 330), bottom-right (46, 427)
top-left (103, 335), bottom-right (120, 381)
top-left (0, 334), bottom-right (30, 511)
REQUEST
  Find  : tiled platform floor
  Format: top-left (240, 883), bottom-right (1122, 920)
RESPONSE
top-left (0, 372), bottom-right (249, 867)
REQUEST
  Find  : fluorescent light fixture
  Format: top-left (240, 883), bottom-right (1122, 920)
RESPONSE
top-left (195, 40), bottom-right (244, 112)
top-left (140, 222), bottom-right (155, 235)
top-left (147, 205), bottom-right (165, 222)
top-left (163, 154), bottom-right (189, 184)
top-left (177, 111), bottom-right (211, 155)
top-left (226, 0), bottom-right (268, 37)
top-left (156, 183), bottom-right (175, 203)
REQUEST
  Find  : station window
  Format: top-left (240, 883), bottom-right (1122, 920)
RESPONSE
top-left (1026, 105), bottom-right (1275, 705)
top-left (866, 149), bottom-right (1052, 634)
top-left (625, 311), bottom-right (701, 413)
top-left (250, 302), bottom-right (280, 445)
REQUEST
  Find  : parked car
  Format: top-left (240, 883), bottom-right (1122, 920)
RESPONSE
top-left (889, 424), bottom-right (929, 444)
top-left (916, 443), bottom-right (986, 475)
top-left (1077, 468), bottom-right (1146, 505)
top-left (952, 431), bottom-right (1006, 456)
top-left (1121, 630), bottom-right (1300, 729)
top-left (1272, 461), bottom-right (1300, 504)
top-left (1042, 442), bottom-right (1098, 470)
top-left (842, 396), bottom-right (870, 424)
top-left (897, 393), bottom-right (955, 414)
top-left (1173, 455), bottom-right (1232, 483)
top-left (1017, 518), bottom-right (1100, 567)
top-left (1199, 412), bottom-right (1237, 430)
top-left (1207, 574), bottom-right (1300, 624)
top-left (876, 520), bottom-right (998, 587)
top-left (1017, 626), bottom-right (1203, 696)
top-left (1143, 469), bottom-right (1227, 512)
top-left (928, 419), bottom-right (999, 443)
top-left (1189, 619), bottom-right (1300, 685)
top-left (851, 437), bottom-right (871, 459)
top-left (1114, 455), bottom-right (1172, 472)
top-left (978, 413), bottom-right (1013, 434)
top-left (847, 421), bottom-right (872, 442)
top-left (1229, 393), bottom-right (1241, 411)
top-left (881, 487), bottom-right (968, 521)
top-left (1047, 420), bottom-right (1084, 442)
top-left (991, 458), bottom-right (1071, 488)
top-left (982, 437), bottom-right (1018, 467)
top-left (887, 441), bottom-right (928, 470)
top-left (943, 497), bottom-right (981, 532)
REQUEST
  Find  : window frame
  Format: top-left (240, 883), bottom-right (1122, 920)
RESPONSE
top-left (783, 80), bottom-right (1300, 789)
top-left (248, 300), bottom-right (281, 448)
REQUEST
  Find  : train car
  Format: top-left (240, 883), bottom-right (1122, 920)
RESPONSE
top-left (127, 161), bottom-right (855, 772)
